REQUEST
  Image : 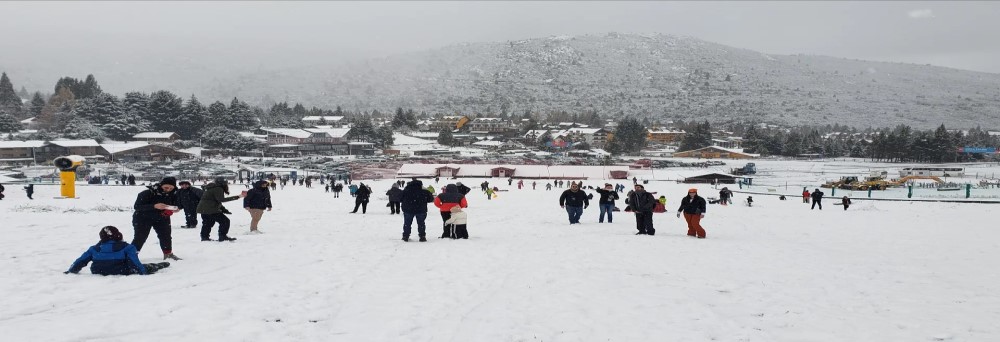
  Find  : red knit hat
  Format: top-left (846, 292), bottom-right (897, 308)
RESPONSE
top-left (99, 226), bottom-right (124, 242)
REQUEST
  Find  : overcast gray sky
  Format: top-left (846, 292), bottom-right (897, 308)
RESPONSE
top-left (1, 1), bottom-right (998, 92)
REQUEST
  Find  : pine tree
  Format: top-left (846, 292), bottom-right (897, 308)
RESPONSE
top-left (17, 86), bottom-right (29, 99)
top-left (437, 127), bottom-right (454, 146)
top-left (73, 93), bottom-right (121, 126)
top-left (610, 116), bottom-right (647, 154)
top-left (206, 101), bottom-right (228, 128)
top-left (63, 117), bottom-right (106, 142)
top-left (679, 121), bottom-right (713, 151)
top-left (0, 112), bottom-right (20, 133)
top-left (0, 72), bottom-right (23, 112)
top-left (227, 98), bottom-right (258, 130)
top-left (375, 125), bottom-right (395, 148)
top-left (103, 108), bottom-right (148, 141)
top-left (80, 74), bottom-right (102, 99)
top-left (391, 107), bottom-right (406, 129)
top-left (170, 95), bottom-right (207, 139)
top-left (146, 90), bottom-right (183, 132)
top-left (29, 92), bottom-right (45, 117)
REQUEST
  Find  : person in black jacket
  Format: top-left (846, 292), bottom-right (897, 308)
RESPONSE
top-left (351, 183), bottom-right (371, 214)
top-left (839, 196), bottom-right (851, 211)
top-left (132, 177), bottom-right (182, 260)
top-left (676, 188), bottom-right (708, 239)
top-left (559, 183), bottom-right (589, 224)
top-left (24, 183), bottom-right (34, 200)
top-left (243, 180), bottom-right (272, 234)
top-left (400, 180), bottom-right (434, 241)
top-left (595, 183), bottom-right (620, 223)
top-left (628, 184), bottom-right (657, 235)
top-left (0, 182), bottom-right (5, 200)
top-left (332, 183), bottom-right (343, 198)
top-left (175, 181), bottom-right (204, 228)
top-left (386, 183), bottom-right (403, 214)
top-left (66, 226), bottom-right (170, 275)
top-left (455, 182), bottom-right (472, 195)
top-left (811, 188), bottom-right (824, 210)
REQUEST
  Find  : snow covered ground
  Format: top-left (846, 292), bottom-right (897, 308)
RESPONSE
top-left (2, 176), bottom-right (999, 341)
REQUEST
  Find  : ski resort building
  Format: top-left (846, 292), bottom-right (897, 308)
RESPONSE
top-left (133, 132), bottom-right (180, 143)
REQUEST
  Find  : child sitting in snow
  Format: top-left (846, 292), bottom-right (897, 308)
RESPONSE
top-left (443, 206), bottom-right (469, 239)
top-left (65, 226), bottom-right (170, 276)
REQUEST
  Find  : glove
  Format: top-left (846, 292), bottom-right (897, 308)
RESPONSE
top-left (676, 212), bottom-right (681, 218)
top-left (160, 210), bottom-right (174, 217)
top-left (584, 205), bottom-right (589, 209)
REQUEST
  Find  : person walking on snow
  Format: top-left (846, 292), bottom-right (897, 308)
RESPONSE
top-left (435, 184), bottom-right (469, 238)
top-left (559, 183), bottom-right (589, 224)
top-left (595, 183), bottom-right (619, 223)
top-left (485, 186), bottom-right (495, 200)
top-left (243, 180), bottom-right (272, 234)
top-left (676, 188), bottom-right (708, 239)
top-left (628, 184), bottom-right (657, 235)
top-left (400, 180), bottom-right (434, 242)
top-left (517, 180), bottom-right (524, 189)
top-left (333, 183), bottom-right (343, 198)
top-left (532, 181), bottom-right (537, 190)
top-left (810, 188), bottom-right (824, 210)
top-left (175, 181), bottom-right (203, 228)
top-left (197, 177), bottom-right (245, 242)
top-left (351, 183), bottom-right (371, 213)
top-left (802, 187), bottom-right (810, 204)
top-left (386, 183), bottom-right (403, 214)
top-left (132, 177), bottom-right (182, 260)
top-left (23, 183), bottom-right (34, 200)
top-left (65, 226), bottom-right (170, 275)
top-left (719, 187), bottom-right (732, 206)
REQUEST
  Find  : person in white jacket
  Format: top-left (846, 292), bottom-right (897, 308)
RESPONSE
top-left (443, 205), bottom-right (469, 239)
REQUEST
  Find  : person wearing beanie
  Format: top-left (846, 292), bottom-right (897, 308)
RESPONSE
top-left (175, 181), bottom-right (204, 229)
top-left (676, 188), bottom-right (708, 239)
top-left (196, 177), bottom-right (245, 242)
top-left (132, 177), bottom-right (182, 260)
top-left (66, 226), bottom-right (170, 275)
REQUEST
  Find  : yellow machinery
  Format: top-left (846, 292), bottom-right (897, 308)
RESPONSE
top-left (455, 116), bottom-right (470, 130)
top-left (53, 155), bottom-right (85, 198)
top-left (821, 171), bottom-right (896, 190)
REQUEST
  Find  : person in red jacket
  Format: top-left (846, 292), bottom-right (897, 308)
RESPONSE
top-left (434, 184), bottom-right (468, 238)
top-left (801, 187), bottom-right (810, 204)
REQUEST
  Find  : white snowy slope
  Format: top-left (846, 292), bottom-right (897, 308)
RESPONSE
top-left (0, 179), bottom-right (998, 341)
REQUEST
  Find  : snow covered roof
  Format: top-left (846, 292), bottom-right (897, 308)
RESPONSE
top-left (648, 128), bottom-right (685, 134)
top-left (392, 134), bottom-right (436, 146)
top-left (675, 145), bottom-right (760, 157)
top-left (398, 164), bottom-right (630, 179)
top-left (302, 116), bottom-right (344, 122)
top-left (304, 128), bottom-right (351, 139)
top-left (524, 130), bottom-right (550, 138)
top-left (49, 139), bottom-right (101, 147)
top-left (269, 144), bottom-right (301, 148)
top-left (474, 117), bottom-right (504, 122)
top-left (133, 132), bottom-right (178, 139)
top-left (472, 140), bottom-right (504, 147)
top-left (100, 142), bottom-right (151, 154)
top-left (261, 128), bottom-right (312, 139)
top-left (19, 117), bottom-right (35, 124)
top-left (564, 128), bottom-right (603, 134)
top-left (0, 140), bottom-right (45, 148)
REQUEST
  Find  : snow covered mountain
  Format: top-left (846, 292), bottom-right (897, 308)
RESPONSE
top-left (200, 33), bottom-right (1000, 129)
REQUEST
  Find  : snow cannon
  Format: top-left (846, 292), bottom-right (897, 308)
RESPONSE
top-left (54, 155), bottom-right (85, 199)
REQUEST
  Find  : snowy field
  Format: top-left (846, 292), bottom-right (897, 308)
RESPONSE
top-left (2, 177), bottom-right (999, 341)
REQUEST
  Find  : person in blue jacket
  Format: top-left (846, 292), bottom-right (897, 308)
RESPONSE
top-left (65, 226), bottom-right (170, 275)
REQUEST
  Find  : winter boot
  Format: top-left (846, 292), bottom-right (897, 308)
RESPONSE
top-left (402, 236), bottom-right (409, 242)
top-left (163, 253), bottom-right (182, 261)
top-left (419, 236), bottom-right (427, 242)
top-left (219, 236), bottom-right (237, 242)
